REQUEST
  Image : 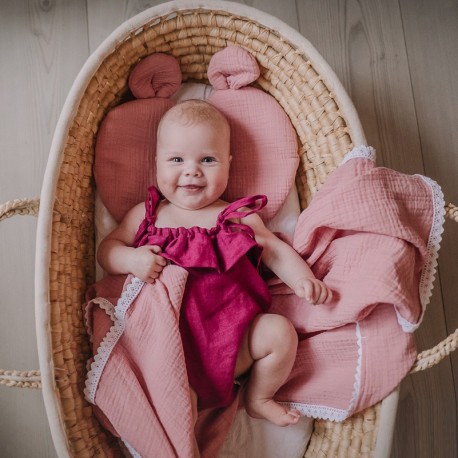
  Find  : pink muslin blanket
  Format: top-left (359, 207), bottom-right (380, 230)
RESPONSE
top-left (84, 268), bottom-right (238, 457)
top-left (84, 146), bottom-right (445, 456)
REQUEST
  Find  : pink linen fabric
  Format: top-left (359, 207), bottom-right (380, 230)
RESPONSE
top-left (94, 53), bottom-right (180, 222)
top-left (133, 188), bottom-right (271, 409)
top-left (207, 44), bottom-right (260, 90)
top-left (84, 149), bottom-right (444, 455)
top-left (207, 46), bottom-right (299, 221)
top-left (269, 151), bottom-right (443, 419)
top-left (94, 46), bottom-right (298, 223)
top-left (129, 52), bottom-right (182, 99)
top-left (291, 156), bottom-right (435, 330)
top-left (85, 268), bottom-right (239, 458)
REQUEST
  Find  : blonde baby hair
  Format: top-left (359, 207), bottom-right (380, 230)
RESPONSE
top-left (157, 99), bottom-right (230, 142)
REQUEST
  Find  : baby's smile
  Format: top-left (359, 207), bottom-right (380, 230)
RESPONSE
top-left (179, 184), bottom-right (205, 191)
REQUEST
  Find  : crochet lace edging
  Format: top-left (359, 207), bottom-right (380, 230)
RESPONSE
top-left (340, 147), bottom-right (445, 334)
top-left (414, 176), bottom-right (445, 328)
top-left (393, 176), bottom-right (444, 332)
top-left (418, 176), bottom-right (445, 312)
top-left (341, 145), bottom-right (376, 165)
top-left (84, 297), bottom-right (116, 343)
top-left (279, 323), bottom-right (361, 422)
top-left (278, 401), bottom-right (350, 422)
top-left (84, 277), bottom-right (145, 404)
top-left (346, 322), bottom-right (363, 414)
top-left (278, 322), bottom-right (363, 422)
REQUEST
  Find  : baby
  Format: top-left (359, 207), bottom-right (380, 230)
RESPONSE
top-left (97, 99), bottom-right (332, 427)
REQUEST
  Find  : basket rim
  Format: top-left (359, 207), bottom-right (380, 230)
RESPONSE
top-left (34, 1), bottom-right (366, 456)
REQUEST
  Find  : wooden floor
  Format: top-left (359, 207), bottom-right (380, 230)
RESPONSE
top-left (0, 1), bottom-right (457, 457)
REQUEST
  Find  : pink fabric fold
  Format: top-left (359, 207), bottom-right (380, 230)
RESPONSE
top-left (207, 45), bottom-right (260, 90)
top-left (85, 268), bottom-right (196, 456)
top-left (84, 268), bottom-right (239, 457)
top-left (128, 53), bottom-right (182, 99)
top-left (269, 152), bottom-right (444, 419)
top-left (84, 150), bottom-right (444, 453)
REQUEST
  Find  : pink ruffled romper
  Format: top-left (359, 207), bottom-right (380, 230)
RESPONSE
top-left (133, 187), bottom-right (271, 409)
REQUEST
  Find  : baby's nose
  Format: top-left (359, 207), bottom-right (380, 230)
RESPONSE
top-left (185, 163), bottom-right (202, 176)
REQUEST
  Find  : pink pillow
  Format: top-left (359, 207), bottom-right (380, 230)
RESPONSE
top-left (94, 54), bottom-right (180, 222)
top-left (95, 47), bottom-right (298, 223)
top-left (208, 47), bottom-right (299, 221)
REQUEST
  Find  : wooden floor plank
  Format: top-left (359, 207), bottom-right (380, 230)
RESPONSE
top-left (87, 0), bottom-right (165, 52)
top-left (0, 1), bottom-right (89, 457)
top-left (394, 1), bottom-right (458, 456)
top-left (294, 1), bottom-right (457, 457)
top-left (235, 0), bottom-right (300, 29)
top-left (296, 0), bottom-right (425, 173)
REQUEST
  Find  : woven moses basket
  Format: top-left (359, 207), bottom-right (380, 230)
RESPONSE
top-left (1, 1), bottom-right (458, 457)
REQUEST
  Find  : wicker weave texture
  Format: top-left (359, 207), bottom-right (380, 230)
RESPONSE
top-left (305, 404), bottom-right (380, 458)
top-left (46, 7), bottom-right (361, 457)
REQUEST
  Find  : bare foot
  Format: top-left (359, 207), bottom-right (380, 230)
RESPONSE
top-left (246, 398), bottom-right (301, 427)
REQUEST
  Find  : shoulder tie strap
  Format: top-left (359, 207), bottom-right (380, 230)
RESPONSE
top-left (145, 186), bottom-right (162, 223)
top-left (217, 195), bottom-right (267, 224)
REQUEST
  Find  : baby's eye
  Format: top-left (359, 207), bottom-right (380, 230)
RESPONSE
top-left (202, 156), bottom-right (216, 163)
top-left (170, 157), bottom-right (183, 163)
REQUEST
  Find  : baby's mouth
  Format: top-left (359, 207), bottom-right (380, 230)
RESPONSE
top-left (179, 185), bottom-right (204, 191)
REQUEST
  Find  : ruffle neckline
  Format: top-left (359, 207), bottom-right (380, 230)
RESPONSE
top-left (133, 187), bottom-right (267, 272)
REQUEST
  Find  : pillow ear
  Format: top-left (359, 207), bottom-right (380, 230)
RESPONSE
top-left (207, 46), bottom-right (299, 222)
top-left (129, 53), bottom-right (182, 98)
top-left (94, 54), bottom-right (182, 222)
top-left (207, 45), bottom-right (259, 89)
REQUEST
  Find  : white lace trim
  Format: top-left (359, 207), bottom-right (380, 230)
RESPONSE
top-left (278, 323), bottom-right (362, 422)
top-left (418, 176), bottom-right (445, 311)
top-left (84, 277), bottom-right (145, 404)
top-left (123, 440), bottom-right (141, 458)
top-left (340, 148), bottom-right (445, 333)
top-left (347, 322), bottom-right (362, 413)
top-left (340, 145), bottom-right (376, 165)
top-left (392, 176), bottom-right (444, 332)
top-left (92, 297), bottom-right (116, 322)
top-left (395, 311), bottom-right (417, 333)
top-left (84, 297), bottom-right (117, 343)
top-left (278, 401), bottom-right (349, 422)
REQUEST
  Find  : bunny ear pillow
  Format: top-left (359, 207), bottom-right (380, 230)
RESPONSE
top-left (94, 46), bottom-right (299, 227)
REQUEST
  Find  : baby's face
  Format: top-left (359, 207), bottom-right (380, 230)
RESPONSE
top-left (156, 118), bottom-right (231, 211)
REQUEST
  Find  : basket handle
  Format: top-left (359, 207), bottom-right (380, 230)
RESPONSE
top-left (0, 200), bottom-right (456, 383)
top-left (0, 197), bottom-right (42, 389)
top-left (0, 197), bottom-right (40, 221)
top-left (410, 202), bottom-right (458, 373)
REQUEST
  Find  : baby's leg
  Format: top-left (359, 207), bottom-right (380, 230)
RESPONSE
top-left (235, 314), bottom-right (300, 427)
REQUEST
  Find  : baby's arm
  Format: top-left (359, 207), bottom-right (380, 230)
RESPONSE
top-left (97, 203), bottom-right (166, 283)
top-left (244, 213), bottom-right (332, 305)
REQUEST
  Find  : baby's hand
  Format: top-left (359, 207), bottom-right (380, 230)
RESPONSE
top-left (294, 278), bottom-right (333, 305)
top-left (130, 245), bottom-right (167, 283)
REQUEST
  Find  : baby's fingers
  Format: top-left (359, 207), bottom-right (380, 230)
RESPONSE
top-left (314, 284), bottom-right (333, 305)
top-left (305, 282), bottom-right (322, 304)
top-left (149, 245), bottom-right (167, 266)
top-left (296, 280), bottom-right (317, 302)
top-left (302, 280), bottom-right (333, 305)
top-left (145, 270), bottom-right (161, 284)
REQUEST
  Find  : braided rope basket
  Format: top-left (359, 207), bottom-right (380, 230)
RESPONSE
top-left (1, 1), bottom-right (457, 456)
